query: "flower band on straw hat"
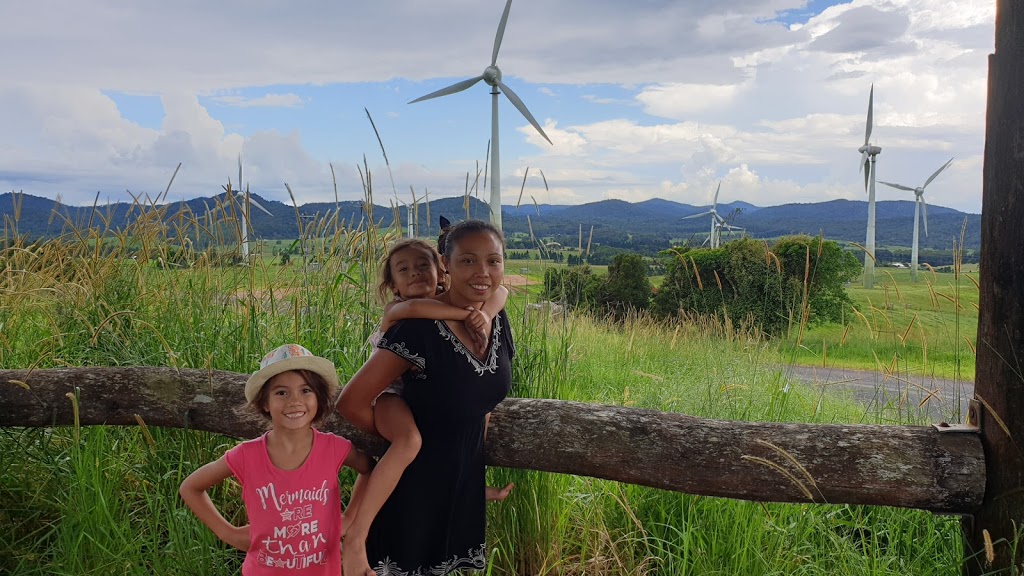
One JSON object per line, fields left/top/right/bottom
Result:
{"left": 245, "top": 344, "right": 339, "bottom": 403}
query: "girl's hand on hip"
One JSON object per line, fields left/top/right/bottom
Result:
{"left": 224, "top": 524, "right": 251, "bottom": 551}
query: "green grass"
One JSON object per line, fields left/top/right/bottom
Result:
{"left": 780, "top": 266, "right": 978, "bottom": 382}
{"left": 484, "top": 312, "right": 964, "bottom": 575}
{"left": 0, "top": 193, "right": 982, "bottom": 575}
{"left": 508, "top": 255, "right": 978, "bottom": 383}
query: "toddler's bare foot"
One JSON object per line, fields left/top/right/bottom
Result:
{"left": 486, "top": 482, "right": 514, "bottom": 502}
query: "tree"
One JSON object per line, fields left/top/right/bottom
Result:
{"left": 652, "top": 246, "right": 729, "bottom": 320}
{"left": 593, "top": 253, "right": 652, "bottom": 320}
{"left": 542, "top": 265, "right": 601, "bottom": 309}
{"left": 771, "top": 235, "right": 861, "bottom": 325}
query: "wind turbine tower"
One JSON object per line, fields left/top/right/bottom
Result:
{"left": 409, "top": 0, "right": 552, "bottom": 231}
{"left": 235, "top": 159, "right": 274, "bottom": 263}
{"left": 858, "top": 85, "right": 882, "bottom": 289}
{"left": 879, "top": 158, "right": 953, "bottom": 282}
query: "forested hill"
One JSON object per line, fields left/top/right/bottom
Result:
{"left": 502, "top": 198, "right": 979, "bottom": 252}
{"left": 1, "top": 192, "right": 980, "bottom": 253}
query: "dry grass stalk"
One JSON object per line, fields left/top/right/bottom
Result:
{"left": 740, "top": 455, "right": 815, "bottom": 501}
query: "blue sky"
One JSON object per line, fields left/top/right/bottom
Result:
{"left": 0, "top": 0, "right": 994, "bottom": 213}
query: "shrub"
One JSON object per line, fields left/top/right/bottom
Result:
{"left": 653, "top": 236, "right": 859, "bottom": 336}
{"left": 542, "top": 265, "right": 601, "bottom": 310}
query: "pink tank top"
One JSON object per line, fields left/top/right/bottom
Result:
{"left": 225, "top": 429, "right": 352, "bottom": 575}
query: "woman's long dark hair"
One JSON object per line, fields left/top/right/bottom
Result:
{"left": 437, "top": 218, "right": 504, "bottom": 259}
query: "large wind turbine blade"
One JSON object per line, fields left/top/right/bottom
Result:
{"left": 495, "top": 79, "right": 552, "bottom": 144}
{"left": 921, "top": 197, "right": 929, "bottom": 237}
{"left": 862, "top": 156, "right": 870, "bottom": 191}
{"left": 248, "top": 195, "right": 274, "bottom": 217}
{"left": 923, "top": 157, "right": 954, "bottom": 189}
{"left": 491, "top": 0, "right": 513, "bottom": 67}
{"left": 409, "top": 76, "right": 484, "bottom": 104}
{"left": 683, "top": 210, "right": 712, "bottom": 220}
{"left": 865, "top": 83, "right": 874, "bottom": 146}
{"left": 878, "top": 180, "right": 915, "bottom": 192}
{"left": 712, "top": 182, "right": 721, "bottom": 207}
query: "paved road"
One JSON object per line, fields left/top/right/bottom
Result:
{"left": 779, "top": 364, "right": 975, "bottom": 424}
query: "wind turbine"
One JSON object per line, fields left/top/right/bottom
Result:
{"left": 409, "top": 0, "right": 552, "bottom": 231}
{"left": 717, "top": 221, "right": 745, "bottom": 245}
{"left": 684, "top": 182, "right": 726, "bottom": 248}
{"left": 231, "top": 159, "right": 273, "bottom": 263}
{"left": 858, "top": 84, "right": 882, "bottom": 289}
{"left": 879, "top": 158, "right": 953, "bottom": 282}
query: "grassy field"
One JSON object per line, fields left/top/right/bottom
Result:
{"left": 780, "top": 265, "right": 978, "bottom": 383}
{"left": 506, "top": 256, "right": 978, "bottom": 388}
{"left": 0, "top": 201, "right": 983, "bottom": 575}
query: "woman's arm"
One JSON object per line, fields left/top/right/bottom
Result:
{"left": 179, "top": 457, "right": 250, "bottom": 550}
{"left": 341, "top": 447, "right": 376, "bottom": 532}
{"left": 336, "top": 349, "right": 413, "bottom": 436}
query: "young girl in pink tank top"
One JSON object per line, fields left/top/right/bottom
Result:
{"left": 180, "top": 344, "right": 374, "bottom": 575}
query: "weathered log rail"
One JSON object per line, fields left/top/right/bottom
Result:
{"left": 0, "top": 367, "right": 984, "bottom": 514}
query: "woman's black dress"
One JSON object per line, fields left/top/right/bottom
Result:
{"left": 367, "top": 310, "right": 514, "bottom": 575}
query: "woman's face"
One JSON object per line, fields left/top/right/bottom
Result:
{"left": 443, "top": 231, "right": 504, "bottom": 306}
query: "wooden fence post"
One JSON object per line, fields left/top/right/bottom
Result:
{"left": 966, "top": 1, "right": 1024, "bottom": 573}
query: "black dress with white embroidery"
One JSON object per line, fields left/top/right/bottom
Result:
{"left": 367, "top": 310, "right": 514, "bottom": 576}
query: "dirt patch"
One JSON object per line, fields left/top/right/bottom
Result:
{"left": 503, "top": 274, "right": 534, "bottom": 287}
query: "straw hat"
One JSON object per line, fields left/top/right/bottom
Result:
{"left": 245, "top": 344, "right": 339, "bottom": 403}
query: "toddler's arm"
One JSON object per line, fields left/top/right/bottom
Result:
{"left": 380, "top": 297, "right": 476, "bottom": 332}
{"left": 179, "top": 456, "right": 250, "bottom": 551}
{"left": 481, "top": 285, "right": 509, "bottom": 320}
{"left": 465, "top": 285, "right": 510, "bottom": 343}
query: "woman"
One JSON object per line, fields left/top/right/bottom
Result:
{"left": 337, "top": 219, "right": 514, "bottom": 576}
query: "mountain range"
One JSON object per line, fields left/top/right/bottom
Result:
{"left": 0, "top": 192, "right": 981, "bottom": 254}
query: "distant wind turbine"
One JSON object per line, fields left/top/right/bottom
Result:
{"left": 684, "top": 182, "right": 729, "bottom": 248}
{"left": 409, "top": 0, "right": 552, "bottom": 231}
{"left": 231, "top": 158, "right": 273, "bottom": 262}
{"left": 879, "top": 158, "right": 953, "bottom": 282}
{"left": 857, "top": 84, "right": 882, "bottom": 289}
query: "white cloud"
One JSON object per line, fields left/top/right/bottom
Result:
{"left": 636, "top": 81, "right": 754, "bottom": 118}
{"left": 211, "top": 93, "right": 305, "bottom": 108}
{"left": 0, "top": 0, "right": 996, "bottom": 214}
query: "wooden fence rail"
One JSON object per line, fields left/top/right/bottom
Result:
{"left": 1, "top": 367, "right": 984, "bottom": 514}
